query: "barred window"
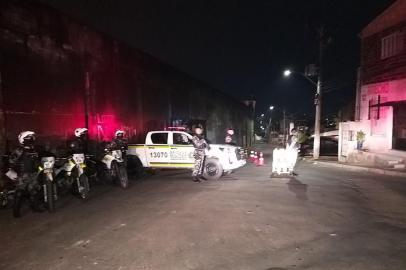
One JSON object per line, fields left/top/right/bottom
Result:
{"left": 381, "top": 31, "right": 404, "bottom": 59}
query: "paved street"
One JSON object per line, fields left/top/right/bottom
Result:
{"left": 1, "top": 148, "right": 406, "bottom": 270}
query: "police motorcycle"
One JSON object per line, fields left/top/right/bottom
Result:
{"left": 100, "top": 130, "right": 129, "bottom": 189}
{"left": 37, "top": 152, "right": 57, "bottom": 212}
{"left": 58, "top": 128, "right": 91, "bottom": 200}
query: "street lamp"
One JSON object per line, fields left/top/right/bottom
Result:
{"left": 283, "top": 68, "right": 322, "bottom": 159}
{"left": 283, "top": 69, "right": 292, "bottom": 77}
{"left": 266, "top": 105, "right": 275, "bottom": 141}
{"left": 267, "top": 105, "right": 288, "bottom": 145}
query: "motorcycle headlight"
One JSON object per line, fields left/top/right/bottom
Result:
{"left": 41, "top": 157, "right": 55, "bottom": 169}
{"left": 112, "top": 150, "right": 122, "bottom": 159}
{"left": 73, "top": 154, "right": 85, "bottom": 164}
{"left": 43, "top": 161, "right": 54, "bottom": 169}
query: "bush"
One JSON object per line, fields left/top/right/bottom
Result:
{"left": 356, "top": 131, "right": 365, "bottom": 142}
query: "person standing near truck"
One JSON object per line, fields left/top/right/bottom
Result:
{"left": 190, "top": 125, "right": 210, "bottom": 182}
{"left": 225, "top": 128, "right": 237, "bottom": 145}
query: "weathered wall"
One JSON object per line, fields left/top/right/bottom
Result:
{"left": 0, "top": 1, "right": 253, "bottom": 150}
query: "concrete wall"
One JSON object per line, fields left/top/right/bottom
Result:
{"left": 357, "top": 78, "right": 406, "bottom": 151}
{"left": 0, "top": 1, "right": 253, "bottom": 150}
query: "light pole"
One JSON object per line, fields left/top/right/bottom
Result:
{"left": 266, "top": 106, "right": 274, "bottom": 141}
{"left": 266, "top": 105, "right": 288, "bottom": 145}
{"left": 284, "top": 68, "right": 321, "bottom": 159}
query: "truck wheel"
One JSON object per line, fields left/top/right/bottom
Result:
{"left": 203, "top": 158, "right": 223, "bottom": 180}
{"left": 127, "top": 155, "right": 145, "bottom": 180}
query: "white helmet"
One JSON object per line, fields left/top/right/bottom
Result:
{"left": 18, "top": 131, "right": 36, "bottom": 145}
{"left": 74, "top": 128, "right": 88, "bottom": 138}
{"left": 115, "top": 130, "right": 125, "bottom": 138}
{"left": 227, "top": 129, "right": 235, "bottom": 136}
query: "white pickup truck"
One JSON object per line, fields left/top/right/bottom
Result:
{"left": 127, "top": 131, "right": 246, "bottom": 180}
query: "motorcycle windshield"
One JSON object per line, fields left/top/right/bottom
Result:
{"left": 72, "top": 154, "right": 85, "bottom": 164}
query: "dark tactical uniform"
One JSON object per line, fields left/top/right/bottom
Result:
{"left": 67, "top": 136, "right": 88, "bottom": 155}
{"left": 191, "top": 135, "right": 209, "bottom": 178}
{"left": 105, "top": 137, "right": 128, "bottom": 153}
{"left": 8, "top": 146, "right": 40, "bottom": 202}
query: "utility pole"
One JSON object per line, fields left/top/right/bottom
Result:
{"left": 313, "top": 27, "right": 325, "bottom": 160}
{"left": 283, "top": 108, "right": 286, "bottom": 145}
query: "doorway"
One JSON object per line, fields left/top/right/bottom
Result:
{"left": 392, "top": 104, "right": 406, "bottom": 151}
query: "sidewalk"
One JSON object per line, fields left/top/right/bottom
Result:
{"left": 249, "top": 142, "right": 406, "bottom": 177}
{"left": 302, "top": 156, "right": 406, "bottom": 177}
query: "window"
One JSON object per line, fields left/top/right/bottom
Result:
{"left": 381, "top": 31, "right": 404, "bottom": 59}
{"left": 173, "top": 133, "right": 191, "bottom": 145}
{"left": 150, "top": 133, "right": 168, "bottom": 144}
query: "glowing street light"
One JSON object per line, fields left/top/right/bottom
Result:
{"left": 269, "top": 106, "right": 275, "bottom": 111}
{"left": 283, "top": 69, "right": 292, "bottom": 77}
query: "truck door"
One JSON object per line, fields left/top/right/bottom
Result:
{"left": 146, "top": 132, "right": 171, "bottom": 166}
{"left": 169, "top": 132, "right": 195, "bottom": 166}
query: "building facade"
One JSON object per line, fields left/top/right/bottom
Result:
{"left": 0, "top": 1, "right": 254, "bottom": 152}
{"left": 340, "top": 0, "right": 406, "bottom": 162}
{"left": 356, "top": 0, "right": 406, "bottom": 152}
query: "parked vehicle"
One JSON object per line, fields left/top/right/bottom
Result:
{"left": 299, "top": 137, "right": 338, "bottom": 156}
{"left": 60, "top": 153, "right": 90, "bottom": 200}
{"left": 101, "top": 148, "right": 129, "bottom": 189}
{"left": 127, "top": 131, "right": 246, "bottom": 180}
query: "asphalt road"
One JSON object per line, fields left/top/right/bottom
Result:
{"left": 1, "top": 151, "right": 406, "bottom": 270}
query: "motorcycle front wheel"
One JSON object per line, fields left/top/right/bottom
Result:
{"left": 78, "top": 174, "right": 90, "bottom": 200}
{"left": 114, "top": 162, "right": 129, "bottom": 189}
{"left": 45, "top": 182, "right": 56, "bottom": 213}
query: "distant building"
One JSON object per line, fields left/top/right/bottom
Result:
{"left": 339, "top": 0, "right": 406, "bottom": 163}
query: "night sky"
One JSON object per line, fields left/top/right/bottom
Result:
{"left": 42, "top": 0, "right": 394, "bottom": 119}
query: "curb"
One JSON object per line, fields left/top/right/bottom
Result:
{"left": 305, "top": 160, "right": 406, "bottom": 177}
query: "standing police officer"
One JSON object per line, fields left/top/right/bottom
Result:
{"left": 225, "top": 128, "right": 236, "bottom": 145}
{"left": 190, "top": 125, "right": 210, "bottom": 182}
{"left": 8, "top": 131, "right": 43, "bottom": 215}
{"left": 108, "top": 130, "right": 128, "bottom": 153}
{"left": 67, "top": 128, "right": 89, "bottom": 155}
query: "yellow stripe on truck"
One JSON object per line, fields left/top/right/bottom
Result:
{"left": 149, "top": 162, "right": 194, "bottom": 167}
